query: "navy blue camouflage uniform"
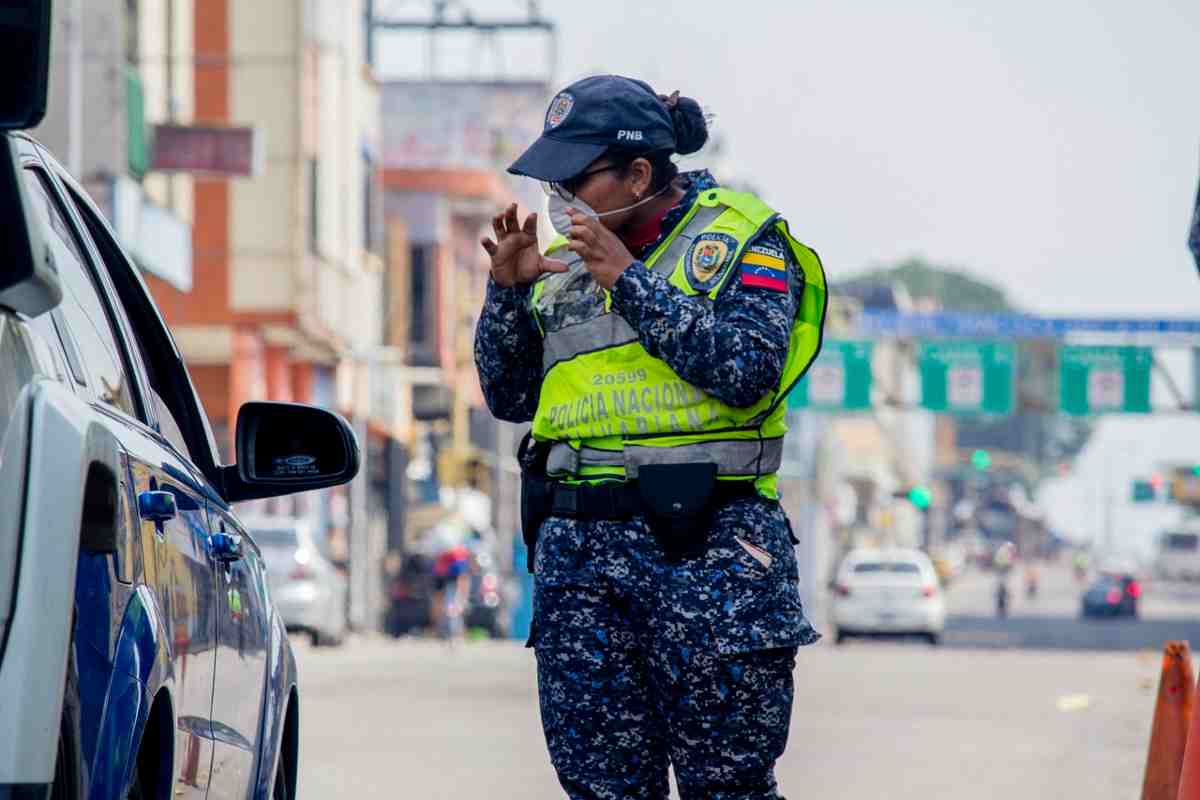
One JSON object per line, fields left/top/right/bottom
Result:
{"left": 475, "top": 171, "right": 818, "bottom": 799}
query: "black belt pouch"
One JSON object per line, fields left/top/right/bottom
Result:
{"left": 518, "top": 433, "right": 551, "bottom": 572}
{"left": 636, "top": 463, "right": 718, "bottom": 560}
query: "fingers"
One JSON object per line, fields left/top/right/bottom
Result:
{"left": 566, "top": 223, "right": 597, "bottom": 245}
{"left": 522, "top": 212, "right": 538, "bottom": 237}
{"left": 503, "top": 203, "right": 520, "bottom": 234}
{"left": 566, "top": 210, "right": 603, "bottom": 234}
{"left": 492, "top": 211, "right": 505, "bottom": 240}
{"left": 564, "top": 238, "right": 592, "bottom": 261}
{"left": 539, "top": 257, "right": 569, "bottom": 274}
{"left": 480, "top": 237, "right": 498, "bottom": 256}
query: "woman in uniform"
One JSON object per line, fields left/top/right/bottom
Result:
{"left": 474, "top": 74, "right": 827, "bottom": 800}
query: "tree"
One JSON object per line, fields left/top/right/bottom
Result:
{"left": 838, "top": 258, "right": 1014, "bottom": 312}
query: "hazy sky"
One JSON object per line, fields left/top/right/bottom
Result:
{"left": 391, "top": 0, "right": 1200, "bottom": 315}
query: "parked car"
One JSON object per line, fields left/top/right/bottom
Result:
{"left": 830, "top": 548, "right": 946, "bottom": 645}
{"left": 1081, "top": 572, "right": 1142, "bottom": 618}
{"left": 0, "top": 129, "right": 359, "bottom": 798}
{"left": 242, "top": 516, "right": 349, "bottom": 646}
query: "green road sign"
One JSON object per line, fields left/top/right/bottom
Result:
{"left": 1132, "top": 480, "right": 1156, "bottom": 503}
{"left": 1059, "top": 346, "right": 1152, "bottom": 415}
{"left": 789, "top": 340, "right": 873, "bottom": 411}
{"left": 918, "top": 341, "right": 1015, "bottom": 415}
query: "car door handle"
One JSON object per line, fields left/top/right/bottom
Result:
{"left": 209, "top": 531, "right": 243, "bottom": 563}
{"left": 138, "top": 490, "right": 177, "bottom": 523}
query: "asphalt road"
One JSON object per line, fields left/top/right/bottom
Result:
{"left": 294, "top": 601, "right": 1173, "bottom": 799}
{"left": 936, "top": 562, "right": 1200, "bottom": 651}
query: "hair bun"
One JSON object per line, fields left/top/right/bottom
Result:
{"left": 660, "top": 91, "right": 708, "bottom": 156}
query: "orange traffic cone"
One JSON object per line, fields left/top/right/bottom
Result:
{"left": 1142, "top": 641, "right": 1195, "bottom": 800}
{"left": 1178, "top": 666, "right": 1200, "bottom": 800}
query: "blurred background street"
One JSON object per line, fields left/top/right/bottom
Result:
{"left": 296, "top": 566, "right": 1171, "bottom": 800}
{"left": 27, "top": 0, "right": 1200, "bottom": 796}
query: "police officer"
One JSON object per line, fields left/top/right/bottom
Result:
{"left": 475, "top": 75, "right": 827, "bottom": 799}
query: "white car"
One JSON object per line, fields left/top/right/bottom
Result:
{"left": 242, "top": 516, "right": 349, "bottom": 646}
{"left": 830, "top": 548, "right": 946, "bottom": 645}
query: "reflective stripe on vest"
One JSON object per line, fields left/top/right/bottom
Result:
{"left": 528, "top": 186, "right": 828, "bottom": 496}
{"left": 539, "top": 204, "right": 726, "bottom": 374}
{"left": 547, "top": 437, "right": 784, "bottom": 479}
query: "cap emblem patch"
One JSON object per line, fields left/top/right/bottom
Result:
{"left": 546, "top": 92, "right": 575, "bottom": 129}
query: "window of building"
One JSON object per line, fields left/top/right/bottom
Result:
{"left": 363, "top": 152, "right": 381, "bottom": 257}
{"left": 409, "top": 243, "right": 432, "bottom": 361}
{"left": 308, "top": 157, "right": 320, "bottom": 255}
{"left": 22, "top": 170, "right": 139, "bottom": 418}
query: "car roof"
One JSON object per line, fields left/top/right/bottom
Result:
{"left": 843, "top": 548, "right": 931, "bottom": 564}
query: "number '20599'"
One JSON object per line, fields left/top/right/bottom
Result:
{"left": 592, "top": 369, "right": 648, "bottom": 386}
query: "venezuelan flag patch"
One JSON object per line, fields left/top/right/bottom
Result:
{"left": 739, "top": 245, "right": 789, "bottom": 292}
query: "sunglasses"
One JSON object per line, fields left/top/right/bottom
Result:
{"left": 540, "top": 162, "right": 622, "bottom": 202}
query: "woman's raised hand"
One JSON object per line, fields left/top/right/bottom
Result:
{"left": 481, "top": 203, "right": 568, "bottom": 287}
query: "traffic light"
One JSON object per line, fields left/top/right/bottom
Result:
{"left": 971, "top": 449, "right": 992, "bottom": 472}
{"left": 907, "top": 485, "right": 933, "bottom": 510}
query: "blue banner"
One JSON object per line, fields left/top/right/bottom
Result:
{"left": 856, "top": 312, "right": 1200, "bottom": 339}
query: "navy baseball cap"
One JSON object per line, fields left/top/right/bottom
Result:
{"left": 508, "top": 75, "right": 677, "bottom": 183}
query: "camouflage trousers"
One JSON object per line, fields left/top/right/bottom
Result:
{"left": 529, "top": 496, "right": 819, "bottom": 799}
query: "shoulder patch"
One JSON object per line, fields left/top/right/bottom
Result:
{"left": 739, "top": 240, "right": 789, "bottom": 293}
{"left": 746, "top": 242, "right": 787, "bottom": 261}
{"left": 684, "top": 232, "right": 739, "bottom": 291}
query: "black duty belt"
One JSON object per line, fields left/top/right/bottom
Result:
{"left": 547, "top": 478, "right": 759, "bottom": 521}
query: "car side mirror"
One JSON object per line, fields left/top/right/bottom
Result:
{"left": 0, "top": 1, "right": 51, "bottom": 131}
{"left": 0, "top": 135, "right": 59, "bottom": 316}
{"left": 220, "top": 402, "right": 360, "bottom": 503}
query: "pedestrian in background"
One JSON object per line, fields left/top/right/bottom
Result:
{"left": 474, "top": 74, "right": 827, "bottom": 798}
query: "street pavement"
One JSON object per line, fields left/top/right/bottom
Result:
{"left": 940, "top": 561, "right": 1200, "bottom": 651}
{"left": 294, "top": 563, "right": 1190, "bottom": 799}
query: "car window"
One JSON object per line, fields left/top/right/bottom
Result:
{"left": 1164, "top": 533, "right": 1199, "bottom": 551}
{"left": 852, "top": 562, "right": 922, "bottom": 574}
{"left": 21, "top": 169, "right": 138, "bottom": 418}
{"left": 59, "top": 179, "right": 217, "bottom": 468}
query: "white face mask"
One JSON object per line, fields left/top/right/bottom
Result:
{"left": 546, "top": 183, "right": 670, "bottom": 237}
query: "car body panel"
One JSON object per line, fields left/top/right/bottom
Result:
{"left": 0, "top": 381, "right": 95, "bottom": 787}
{"left": 208, "top": 504, "right": 271, "bottom": 798}
{"left": 1, "top": 134, "right": 305, "bottom": 800}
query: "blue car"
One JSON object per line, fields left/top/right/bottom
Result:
{"left": 0, "top": 125, "right": 358, "bottom": 800}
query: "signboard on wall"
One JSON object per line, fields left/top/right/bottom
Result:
{"left": 150, "top": 124, "right": 260, "bottom": 177}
